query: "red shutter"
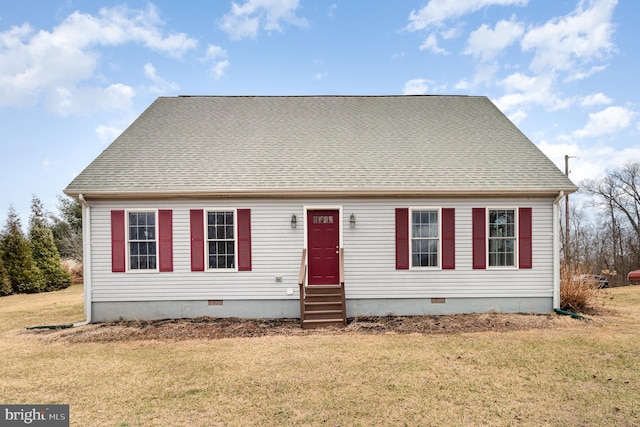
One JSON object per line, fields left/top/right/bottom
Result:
{"left": 519, "top": 207, "right": 533, "bottom": 269}
{"left": 158, "top": 210, "right": 173, "bottom": 272}
{"left": 472, "top": 208, "right": 486, "bottom": 270}
{"left": 111, "top": 210, "right": 126, "bottom": 273}
{"left": 441, "top": 208, "right": 455, "bottom": 270}
{"left": 395, "top": 208, "right": 409, "bottom": 270}
{"left": 237, "top": 209, "right": 252, "bottom": 271}
{"left": 190, "top": 209, "right": 205, "bottom": 272}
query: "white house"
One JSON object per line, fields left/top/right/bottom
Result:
{"left": 64, "top": 95, "right": 577, "bottom": 328}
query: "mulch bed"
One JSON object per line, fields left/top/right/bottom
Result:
{"left": 33, "top": 311, "right": 595, "bottom": 343}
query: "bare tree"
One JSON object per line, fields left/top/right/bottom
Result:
{"left": 51, "top": 196, "right": 83, "bottom": 262}
{"left": 582, "top": 162, "right": 640, "bottom": 285}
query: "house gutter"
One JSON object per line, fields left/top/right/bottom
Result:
{"left": 552, "top": 191, "right": 565, "bottom": 310}
{"left": 74, "top": 193, "right": 92, "bottom": 326}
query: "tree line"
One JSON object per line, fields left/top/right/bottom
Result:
{"left": 0, "top": 195, "right": 82, "bottom": 296}
{"left": 563, "top": 161, "right": 640, "bottom": 286}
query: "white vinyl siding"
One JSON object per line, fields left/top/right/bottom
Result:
{"left": 87, "top": 197, "right": 555, "bottom": 303}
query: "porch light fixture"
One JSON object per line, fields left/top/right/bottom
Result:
{"left": 291, "top": 214, "right": 297, "bottom": 229}
{"left": 350, "top": 213, "right": 356, "bottom": 228}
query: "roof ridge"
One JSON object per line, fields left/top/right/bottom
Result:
{"left": 172, "top": 94, "right": 480, "bottom": 99}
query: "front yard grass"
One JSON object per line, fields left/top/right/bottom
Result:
{"left": 1, "top": 285, "right": 639, "bottom": 426}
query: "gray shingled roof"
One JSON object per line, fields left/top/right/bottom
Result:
{"left": 64, "top": 95, "right": 577, "bottom": 198}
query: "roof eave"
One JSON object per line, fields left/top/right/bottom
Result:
{"left": 64, "top": 186, "right": 579, "bottom": 200}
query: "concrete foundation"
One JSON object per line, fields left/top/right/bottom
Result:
{"left": 91, "top": 296, "right": 552, "bottom": 322}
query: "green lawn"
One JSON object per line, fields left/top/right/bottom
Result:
{"left": 1, "top": 285, "right": 639, "bottom": 426}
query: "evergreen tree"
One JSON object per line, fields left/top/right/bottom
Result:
{"left": 0, "top": 256, "right": 11, "bottom": 296}
{"left": 29, "top": 196, "right": 71, "bottom": 291}
{"left": 0, "top": 206, "right": 44, "bottom": 293}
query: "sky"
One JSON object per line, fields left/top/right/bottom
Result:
{"left": 1, "top": 0, "right": 638, "bottom": 227}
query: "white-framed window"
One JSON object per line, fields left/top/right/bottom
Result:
{"left": 488, "top": 208, "right": 516, "bottom": 267}
{"left": 127, "top": 211, "right": 157, "bottom": 271}
{"left": 410, "top": 208, "right": 441, "bottom": 268}
{"left": 206, "top": 210, "right": 237, "bottom": 270}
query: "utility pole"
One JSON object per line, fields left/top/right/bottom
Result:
{"left": 564, "top": 155, "right": 573, "bottom": 264}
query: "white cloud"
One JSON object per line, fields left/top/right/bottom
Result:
{"left": 551, "top": 96, "right": 577, "bottom": 112}
{"left": 533, "top": 135, "right": 640, "bottom": 183}
{"left": 607, "top": 146, "right": 640, "bottom": 171}
{"left": 428, "top": 0, "right": 619, "bottom": 130}
{"left": 205, "top": 45, "right": 227, "bottom": 61}
{"left": 521, "top": 0, "right": 616, "bottom": 75}
{"left": 56, "top": 5, "right": 197, "bottom": 57}
{"left": 408, "top": 1, "right": 526, "bottom": 56}
{"left": 544, "top": 142, "right": 640, "bottom": 183}
{"left": 454, "top": 79, "right": 470, "bottom": 90}
{"left": 96, "top": 125, "right": 123, "bottom": 143}
{"left": 470, "top": 62, "right": 499, "bottom": 87}
{"left": 44, "top": 83, "right": 134, "bottom": 116}
{"left": 493, "top": 71, "right": 578, "bottom": 114}
{"left": 440, "top": 25, "right": 463, "bottom": 40}
{"left": 144, "top": 63, "right": 179, "bottom": 94}
{"left": 144, "top": 63, "right": 159, "bottom": 81}
{"left": 564, "top": 64, "right": 607, "bottom": 82}
{"left": 407, "top": 0, "right": 527, "bottom": 31}
{"left": 493, "top": 72, "right": 553, "bottom": 111}
{"left": 42, "top": 158, "right": 58, "bottom": 172}
{"left": 419, "top": 33, "right": 448, "bottom": 54}
{"left": 212, "top": 60, "right": 230, "bottom": 79}
{"left": 507, "top": 109, "right": 527, "bottom": 124}
{"left": 536, "top": 139, "right": 579, "bottom": 172}
{"left": 403, "top": 78, "right": 432, "bottom": 95}
{"left": 219, "top": 0, "right": 308, "bottom": 40}
{"left": 573, "top": 106, "right": 634, "bottom": 138}
{"left": 464, "top": 18, "right": 524, "bottom": 62}
{"left": 500, "top": 71, "right": 534, "bottom": 93}
{"left": 329, "top": 4, "right": 337, "bottom": 19}
{"left": 581, "top": 92, "right": 612, "bottom": 107}
{"left": 204, "top": 45, "right": 230, "bottom": 80}
{"left": 0, "top": 5, "right": 196, "bottom": 111}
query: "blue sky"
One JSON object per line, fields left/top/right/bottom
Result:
{"left": 1, "top": 0, "right": 638, "bottom": 226}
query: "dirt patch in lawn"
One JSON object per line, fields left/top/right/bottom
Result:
{"left": 32, "top": 310, "right": 607, "bottom": 343}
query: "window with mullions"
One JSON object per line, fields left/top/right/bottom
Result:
{"left": 488, "top": 209, "right": 516, "bottom": 267}
{"left": 207, "top": 211, "right": 235, "bottom": 269}
{"left": 128, "top": 211, "right": 157, "bottom": 270}
{"left": 411, "top": 209, "right": 439, "bottom": 268}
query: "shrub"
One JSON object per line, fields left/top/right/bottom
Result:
{"left": 29, "top": 196, "right": 72, "bottom": 291}
{"left": 61, "top": 259, "right": 83, "bottom": 284}
{"left": 560, "top": 264, "right": 600, "bottom": 312}
{"left": 1, "top": 206, "right": 44, "bottom": 294}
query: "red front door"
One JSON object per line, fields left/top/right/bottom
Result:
{"left": 307, "top": 210, "right": 340, "bottom": 285}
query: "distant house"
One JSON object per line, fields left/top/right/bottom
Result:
{"left": 65, "top": 95, "right": 577, "bottom": 328}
